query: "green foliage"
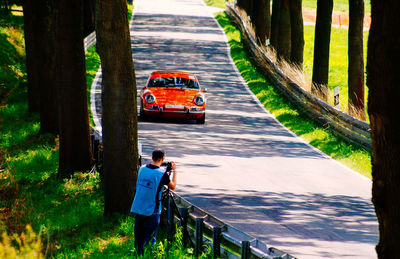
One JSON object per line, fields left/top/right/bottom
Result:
{"left": 215, "top": 11, "right": 372, "bottom": 178}
{"left": 0, "top": 225, "right": 43, "bottom": 259}
{"left": 0, "top": 3, "right": 197, "bottom": 258}
{"left": 0, "top": 11, "right": 25, "bottom": 98}
{"left": 85, "top": 45, "right": 101, "bottom": 126}
{"left": 204, "top": 0, "right": 225, "bottom": 9}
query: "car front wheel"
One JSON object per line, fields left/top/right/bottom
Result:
{"left": 140, "top": 104, "right": 147, "bottom": 121}
{"left": 196, "top": 114, "right": 205, "bottom": 124}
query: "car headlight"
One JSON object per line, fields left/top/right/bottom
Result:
{"left": 145, "top": 94, "right": 156, "bottom": 104}
{"left": 194, "top": 96, "right": 204, "bottom": 106}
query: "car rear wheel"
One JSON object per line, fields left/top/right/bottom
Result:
{"left": 196, "top": 114, "right": 205, "bottom": 124}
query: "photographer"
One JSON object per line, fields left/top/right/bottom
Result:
{"left": 130, "top": 148, "right": 177, "bottom": 255}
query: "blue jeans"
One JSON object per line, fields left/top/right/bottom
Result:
{"left": 134, "top": 213, "right": 160, "bottom": 255}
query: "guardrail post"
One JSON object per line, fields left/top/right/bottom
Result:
{"left": 167, "top": 197, "right": 174, "bottom": 242}
{"left": 212, "top": 226, "right": 221, "bottom": 258}
{"left": 93, "top": 138, "right": 99, "bottom": 165}
{"left": 90, "top": 134, "right": 95, "bottom": 155}
{"left": 241, "top": 240, "right": 250, "bottom": 259}
{"left": 195, "top": 217, "right": 204, "bottom": 257}
{"left": 97, "top": 144, "right": 103, "bottom": 180}
{"left": 179, "top": 207, "right": 189, "bottom": 247}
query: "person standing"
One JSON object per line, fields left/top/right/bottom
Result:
{"left": 130, "top": 148, "right": 177, "bottom": 255}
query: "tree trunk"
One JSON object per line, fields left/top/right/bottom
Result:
{"left": 254, "top": 0, "right": 270, "bottom": 46}
{"left": 236, "top": 0, "right": 246, "bottom": 10}
{"left": 270, "top": 0, "right": 281, "bottom": 49}
{"left": 96, "top": 0, "right": 139, "bottom": 216}
{"left": 23, "top": 0, "right": 40, "bottom": 113}
{"left": 38, "top": 0, "right": 58, "bottom": 133}
{"left": 348, "top": 0, "right": 365, "bottom": 120}
{"left": 55, "top": 0, "right": 93, "bottom": 177}
{"left": 367, "top": 0, "right": 400, "bottom": 258}
{"left": 311, "top": 0, "right": 333, "bottom": 101}
{"left": 237, "top": 0, "right": 253, "bottom": 18}
{"left": 277, "top": 0, "right": 291, "bottom": 61}
{"left": 265, "top": 0, "right": 271, "bottom": 41}
{"left": 23, "top": 0, "right": 58, "bottom": 132}
{"left": 83, "top": 0, "right": 95, "bottom": 37}
{"left": 289, "top": 0, "right": 304, "bottom": 69}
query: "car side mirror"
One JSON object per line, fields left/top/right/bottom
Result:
{"left": 202, "top": 88, "right": 207, "bottom": 93}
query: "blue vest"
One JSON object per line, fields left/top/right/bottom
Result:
{"left": 130, "top": 165, "right": 165, "bottom": 216}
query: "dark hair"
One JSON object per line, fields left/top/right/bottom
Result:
{"left": 152, "top": 148, "right": 165, "bottom": 161}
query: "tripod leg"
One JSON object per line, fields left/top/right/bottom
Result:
{"left": 169, "top": 193, "right": 195, "bottom": 248}
{"left": 166, "top": 195, "right": 173, "bottom": 255}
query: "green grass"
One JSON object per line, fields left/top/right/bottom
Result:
{"left": 204, "top": 0, "right": 226, "bottom": 9}
{"left": 203, "top": 0, "right": 371, "bottom": 14}
{"left": 204, "top": 0, "right": 370, "bottom": 116}
{"left": 1, "top": 3, "right": 205, "bottom": 258}
{"left": 303, "top": 25, "right": 369, "bottom": 113}
{"left": 215, "top": 11, "right": 371, "bottom": 178}
{"left": 0, "top": 12, "right": 25, "bottom": 98}
{"left": 303, "top": 0, "right": 371, "bottom": 13}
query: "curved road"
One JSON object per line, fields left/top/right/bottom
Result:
{"left": 92, "top": 0, "right": 378, "bottom": 257}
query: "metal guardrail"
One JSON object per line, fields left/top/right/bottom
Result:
{"left": 84, "top": 31, "right": 96, "bottom": 52}
{"left": 167, "top": 191, "right": 296, "bottom": 259}
{"left": 225, "top": 3, "right": 372, "bottom": 151}
{"left": 86, "top": 16, "right": 295, "bottom": 259}
{"left": 90, "top": 126, "right": 294, "bottom": 258}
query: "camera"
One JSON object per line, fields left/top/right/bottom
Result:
{"left": 161, "top": 162, "right": 172, "bottom": 173}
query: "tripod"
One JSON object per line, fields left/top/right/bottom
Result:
{"left": 162, "top": 187, "right": 194, "bottom": 253}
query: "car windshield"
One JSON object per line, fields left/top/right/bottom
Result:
{"left": 148, "top": 76, "right": 199, "bottom": 89}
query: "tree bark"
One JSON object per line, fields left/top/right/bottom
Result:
{"left": 55, "top": 0, "right": 93, "bottom": 177}
{"left": 367, "top": 0, "right": 400, "bottom": 258}
{"left": 38, "top": 0, "right": 58, "bottom": 133}
{"left": 270, "top": 0, "right": 281, "bottom": 49}
{"left": 277, "top": 0, "right": 291, "bottom": 61}
{"left": 237, "top": 0, "right": 253, "bottom": 18}
{"left": 236, "top": 0, "right": 246, "bottom": 10}
{"left": 311, "top": 0, "right": 333, "bottom": 101}
{"left": 253, "top": 0, "right": 270, "bottom": 46}
{"left": 23, "top": 0, "right": 40, "bottom": 113}
{"left": 96, "top": 0, "right": 139, "bottom": 216}
{"left": 23, "top": 0, "right": 58, "bottom": 131}
{"left": 348, "top": 0, "right": 365, "bottom": 120}
{"left": 83, "top": 0, "right": 95, "bottom": 37}
{"left": 289, "top": 0, "right": 304, "bottom": 69}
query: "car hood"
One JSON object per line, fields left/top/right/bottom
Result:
{"left": 147, "top": 88, "right": 202, "bottom": 105}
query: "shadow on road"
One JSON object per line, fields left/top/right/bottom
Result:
{"left": 178, "top": 186, "right": 378, "bottom": 250}
{"left": 132, "top": 13, "right": 327, "bottom": 161}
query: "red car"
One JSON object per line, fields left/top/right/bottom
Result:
{"left": 140, "top": 71, "right": 207, "bottom": 124}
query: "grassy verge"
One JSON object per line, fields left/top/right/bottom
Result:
{"left": 207, "top": 0, "right": 370, "bottom": 117}
{"left": 215, "top": 11, "right": 371, "bottom": 178}
{"left": 1, "top": 3, "right": 203, "bottom": 258}
{"left": 303, "top": 25, "right": 369, "bottom": 113}
{"left": 303, "top": 0, "right": 371, "bottom": 13}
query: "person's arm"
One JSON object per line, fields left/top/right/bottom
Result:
{"left": 167, "top": 161, "right": 177, "bottom": 190}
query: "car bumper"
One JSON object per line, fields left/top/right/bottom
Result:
{"left": 143, "top": 107, "right": 205, "bottom": 119}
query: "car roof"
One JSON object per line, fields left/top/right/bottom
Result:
{"left": 150, "top": 71, "right": 198, "bottom": 80}
{"left": 151, "top": 70, "right": 195, "bottom": 76}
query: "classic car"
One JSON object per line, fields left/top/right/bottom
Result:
{"left": 140, "top": 71, "right": 207, "bottom": 124}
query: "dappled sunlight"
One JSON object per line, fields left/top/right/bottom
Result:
{"left": 90, "top": 0, "right": 377, "bottom": 258}
{"left": 178, "top": 187, "right": 378, "bottom": 258}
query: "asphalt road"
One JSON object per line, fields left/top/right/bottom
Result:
{"left": 92, "top": 0, "right": 378, "bottom": 257}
